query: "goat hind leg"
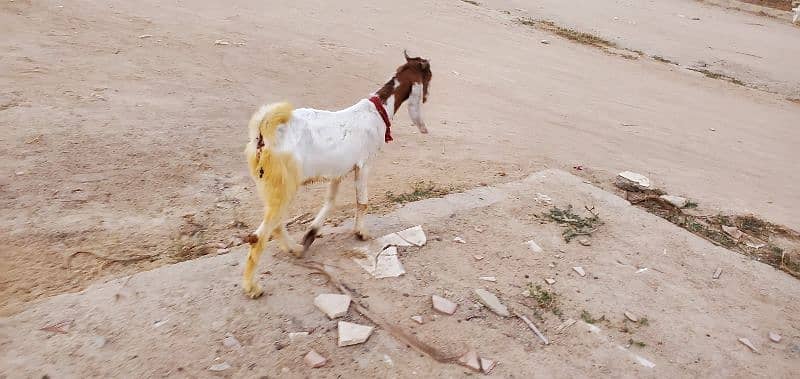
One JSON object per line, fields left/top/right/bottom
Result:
{"left": 242, "top": 220, "right": 271, "bottom": 299}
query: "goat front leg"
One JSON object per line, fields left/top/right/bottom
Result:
{"left": 302, "top": 178, "right": 341, "bottom": 251}
{"left": 354, "top": 165, "right": 370, "bottom": 240}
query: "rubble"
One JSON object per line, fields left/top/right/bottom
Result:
{"left": 624, "top": 311, "right": 639, "bottom": 323}
{"left": 411, "top": 315, "right": 424, "bottom": 324}
{"left": 458, "top": 350, "right": 481, "bottom": 371}
{"left": 474, "top": 289, "right": 510, "bottom": 317}
{"left": 480, "top": 357, "right": 497, "bottom": 374}
{"left": 376, "top": 225, "right": 427, "bottom": 248}
{"left": 304, "top": 350, "right": 327, "bottom": 368}
{"left": 453, "top": 236, "right": 466, "bottom": 244}
{"left": 353, "top": 226, "right": 427, "bottom": 278}
{"left": 659, "top": 195, "right": 688, "bottom": 208}
{"left": 208, "top": 362, "right": 231, "bottom": 372}
{"left": 432, "top": 295, "right": 458, "bottom": 315}
{"left": 314, "top": 294, "right": 352, "bottom": 319}
{"left": 337, "top": 321, "right": 374, "bottom": 347}
{"left": 722, "top": 225, "right": 743, "bottom": 240}
{"left": 738, "top": 337, "right": 759, "bottom": 353}
{"left": 573, "top": 266, "right": 586, "bottom": 277}
{"left": 615, "top": 171, "right": 651, "bottom": 191}
{"left": 545, "top": 278, "right": 556, "bottom": 285}
{"left": 222, "top": 333, "right": 241, "bottom": 349}
{"left": 526, "top": 240, "right": 544, "bottom": 253}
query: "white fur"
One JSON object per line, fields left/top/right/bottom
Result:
{"left": 408, "top": 83, "right": 426, "bottom": 131}
{"left": 272, "top": 99, "right": 389, "bottom": 181}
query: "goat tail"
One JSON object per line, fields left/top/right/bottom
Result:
{"left": 247, "top": 102, "right": 293, "bottom": 145}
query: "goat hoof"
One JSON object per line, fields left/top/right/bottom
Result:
{"left": 355, "top": 230, "right": 371, "bottom": 241}
{"left": 289, "top": 243, "right": 305, "bottom": 258}
{"left": 243, "top": 283, "right": 264, "bottom": 299}
{"left": 302, "top": 228, "right": 318, "bottom": 251}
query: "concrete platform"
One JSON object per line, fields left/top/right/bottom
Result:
{"left": 2, "top": 170, "right": 798, "bottom": 378}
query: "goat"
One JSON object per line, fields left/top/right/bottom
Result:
{"left": 241, "top": 51, "right": 432, "bottom": 298}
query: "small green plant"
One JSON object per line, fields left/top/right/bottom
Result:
{"left": 638, "top": 317, "right": 649, "bottom": 326}
{"left": 385, "top": 181, "right": 456, "bottom": 204}
{"left": 516, "top": 18, "right": 616, "bottom": 49}
{"left": 581, "top": 310, "right": 603, "bottom": 324}
{"left": 526, "top": 283, "right": 560, "bottom": 314}
{"left": 546, "top": 205, "right": 603, "bottom": 242}
{"left": 683, "top": 200, "right": 698, "bottom": 209}
{"left": 628, "top": 338, "right": 646, "bottom": 348}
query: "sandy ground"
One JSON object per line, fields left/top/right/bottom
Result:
{"left": 2, "top": 170, "right": 798, "bottom": 378}
{"left": 0, "top": 0, "right": 798, "bottom": 348}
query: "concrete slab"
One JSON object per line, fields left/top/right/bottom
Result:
{"left": 2, "top": 170, "right": 798, "bottom": 378}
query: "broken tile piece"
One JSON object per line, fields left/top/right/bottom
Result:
{"left": 411, "top": 315, "right": 423, "bottom": 324}
{"left": 722, "top": 225, "right": 743, "bottom": 240}
{"left": 432, "top": 295, "right": 458, "bottom": 315}
{"left": 337, "top": 322, "right": 374, "bottom": 347}
{"left": 453, "top": 236, "right": 466, "bottom": 244}
{"left": 738, "top": 337, "right": 759, "bottom": 353}
{"left": 480, "top": 357, "right": 496, "bottom": 374}
{"left": 624, "top": 311, "right": 639, "bottom": 323}
{"left": 304, "top": 350, "right": 327, "bottom": 368}
{"left": 769, "top": 331, "right": 781, "bottom": 343}
{"left": 525, "top": 240, "right": 543, "bottom": 253}
{"left": 479, "top": 276, "right": 497, "bottom": 282}
{"left": 458, "top": 350, "right": 481, "bottom": 371}
{"left": 474, "top": 288, "right": 509, "bottom": 317}
{"left": 208, "top": 362, "right": 231, "bottom": 372}
{"left": 712, "top": 267, "right": 723, "bottom": 279}
{"left": 352, "top": 246, "right": 406, "bottom": 278}
{"left": 544, "top": 278, "right": 556, "bottom": 285}
{"left": 314, "top": 294, "right": 351, "bottom": 319}
{"left": 573, "top": 266, "right": 586, "bottom": 277}
{"left": 377, "top": 225, "right": 427, "bottom": 248}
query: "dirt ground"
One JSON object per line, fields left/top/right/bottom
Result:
{"left": 2, "top": 170, "right": 799, "bottom": 378}
{"left": 1, "top": 0, "right": 798, "bottom": 359}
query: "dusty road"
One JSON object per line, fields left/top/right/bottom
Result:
{"left": 1, "top": 0, "right": 798, "bottom": 327}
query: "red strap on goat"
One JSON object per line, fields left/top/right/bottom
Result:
{"left": 369, "top": 96, "right": 392, "bottom": 143}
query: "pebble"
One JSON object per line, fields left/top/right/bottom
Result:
{"left": 289, "top": 332, "right": 309, "bottom": 342}
{"left": 432, "top": 295, "right": 458, "bottom": 315}
{"left": 208, "top": 362, "right": 231, "bottom": 372}
{"left": 304, "top": 350, "right": 327, "bottom": 368}
{"left": 223, "top": 333, "right": 241, "bottom": 349}
{"left": 540, "top": 39, "right": 550, "bottom": 44}
{"left": 624, "top": 311, "right": 639, "bottom": 323}
{"left": 615, "top": 171, "right": 651, "bottom": 191}
{"left": 480, "top": 357, "right": 497, "bottom": 374}
{"left": 738, "top": 337, "right": 759, "bottom": 353}
{"left": 712, "top": 267, "right": 723, "bottom": 279}
{"left": 578, "top": 238, "right": 591, "bottom": 246}
{"left": 769, "top": 331, "right": 781, "bottom": 343}
{"left": 479, "top": 276, "right": 497, "bottom": 282}
{"left": 453, "top": 236, "right": 466, "bottom": 244}
{"left": 526, "top": 240, "right": 544, "bottom": 253}
{"left": 545, "top": 278, "right": 556, "bottom": 285}
{"left": 474, "top": 288, "right": 510, "bottom": 317}
{"left": 411, "top": 315, "right": 424, "bottom": 324}
{"left": 659, "top": 195, "right": 688, "bottom": 208}
{"left": 458, "top": 350, "right": 481, "bottom": 371}
{"left": 473, "top": 255, "right": 484, "bottom": 261}
{"left": 573, "top": 266, "right": 586, "bottom": 277}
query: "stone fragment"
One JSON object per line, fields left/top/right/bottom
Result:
{"left": 314, "top": 294, "right": 351, "bottom": 319}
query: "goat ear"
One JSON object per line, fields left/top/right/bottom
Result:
{"left": 420, "top": 61, "right": 429, "bottom": 70}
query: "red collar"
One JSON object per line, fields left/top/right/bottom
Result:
{"left": 369, "top": 96, "right": 392, "bottom": 143}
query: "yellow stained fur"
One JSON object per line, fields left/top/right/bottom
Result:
{"left": 242, "top": 102, "right": 302, "bottom": 298}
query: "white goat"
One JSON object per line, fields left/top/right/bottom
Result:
{"left": 241, "top": 51, "right": 432, "bottom": 298}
